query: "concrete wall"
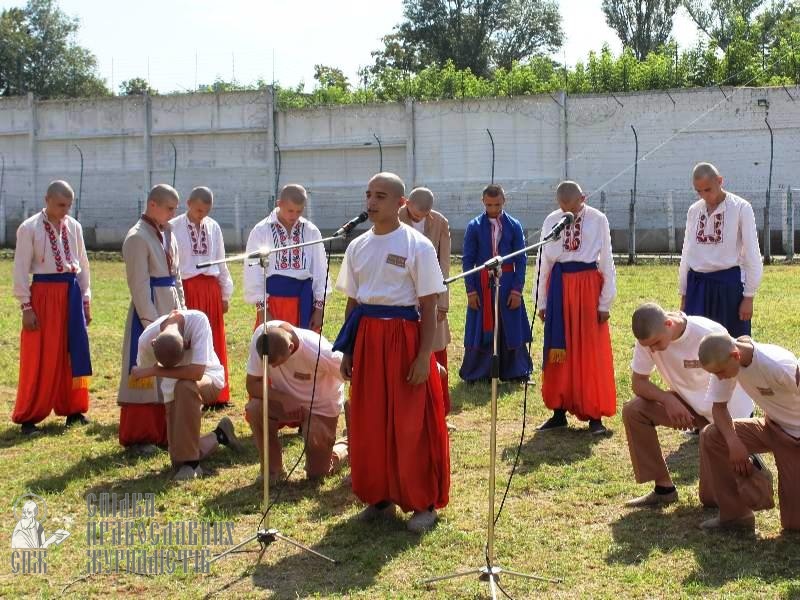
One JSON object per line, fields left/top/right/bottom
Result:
{"left": 1, "top": 86, "right": 799, "bottom": 253}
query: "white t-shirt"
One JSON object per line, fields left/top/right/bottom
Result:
{"left": 335, "top": 223, "right": 446, "bottom": 306}
{"left": 137, "top": 309, "right": 225, "bottom": 403}
{"left": 246, "top": 321, "right": 344, "bottom": 418}
{"left": 411, "top": 219, "right": 425, "bottom": 234}
{"left": 536, "top": 205, "right": 617, "bottom": 312}
{"left": 709, "top": 341, "right": 800, "bottom": 437}
{"left": 678, "top": 192, "right": 762, "bottom": 296}
{"left": 631, "top": 315, "right": 753, "bottom": 420}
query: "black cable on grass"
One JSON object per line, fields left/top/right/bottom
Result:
{"left": 256, "top": 240, "right": 334, "bottom": 530}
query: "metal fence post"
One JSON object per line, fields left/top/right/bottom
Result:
{"left": 600, "top": 190, "right": 607, "bottom": 214}
{"left": 788, "top": 187, "right": 795, "bottom": 262}
{"left": 628, "top": 189, "right": 636, "bottom": 265}
{"left": 667, "top": 190, "right": 675, "bottom": 255}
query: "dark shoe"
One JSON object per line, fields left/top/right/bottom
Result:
{"left": 65, "top": 413, "right": 89, "bottom": 427}
{"left": 700, "top": 513, "right": 755, "bottom": 531}
{"left": 589, "top": 419, "right": 609, "bottom": 435}
{"left": 356, "top": 503, "right": 397, "bottom": 522}
{"left": 625, "top": 489, "right": 678, "bottom": 508}
{"left": 537, "top": 412, "right": 568, "bottom": 431}
{"left": 215, "top": 417, "right": 242, "bottom": 451}
{"left": 21, "top": 422, "right": 42, "bottom": 437}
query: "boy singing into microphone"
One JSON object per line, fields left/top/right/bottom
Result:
{"left": 536, "top": 181, "right": 617, "bottom": 434}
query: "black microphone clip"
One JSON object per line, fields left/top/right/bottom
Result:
{"left": 334, "top": 211, "right": 369, "bottom": 238}
{"left": 544, "top": 212, "right": 575, "bottom": 241}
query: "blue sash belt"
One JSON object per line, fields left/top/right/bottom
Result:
{"left": 33, "top": 273, "right": 92, "bottom": 377}
{"left": 267, "top": 274, "right": 313, "bottom": 330}
{"left": 543, "top": 261, "right": 597, "bottom": 367}
{"left": 128, "top": 276, "right": 176, "bottom": 373}
{"left": 332, "top": 304, "right": 418, "bottom": 356}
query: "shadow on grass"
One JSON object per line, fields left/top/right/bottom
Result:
{"left": 248, "top": 516, "right": 423, "bottom": 598}
{"left": 25, "top": 446, "right": 164, "bottom": 493}
{"left": 664, "top": 435, "right": 702, "bottom": 487}
{"left": 507, "top": 426, "right": 610, "bottom": 473}
{"left": 607, "top": 506, "right": 800, "bottom": 588}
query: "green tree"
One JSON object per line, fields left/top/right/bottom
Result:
{"left": 602, "top": 0, "right": 681, "bottom": 60}
{"left": 313, "top": 65, "right": 350, "bottom": 91}
{"left": 0, "top": 0, "right": 108, "bottom": 98}
{"left": 682, "top": 0, "right": 785, "bottom": 51}
{"left": 119, "top": 77, "right": 157, "bottom": 96}
{"left": 372, "top": 0, "right": 563, "bottom": 78}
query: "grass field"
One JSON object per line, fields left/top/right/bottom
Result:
{"left": 1, "top": 257, "right": 800, "bottom": 599}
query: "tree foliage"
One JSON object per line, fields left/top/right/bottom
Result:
{"left": 602, "top": 0, "right": 682, "bottom": 60}
{"left": 682, "top": 0, "right": 787, "bottom": 50}
{"left": 119, "top": 77, "right": 157, "bottom": 96}
{"left": 371, "top": 0, "right": 563, "bottom": 78}
{"left": 0, "top": 0, "right": 107, "bottom": 98}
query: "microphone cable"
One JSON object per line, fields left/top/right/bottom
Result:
{"left": 254, "top": 235, "right": 335, "bottom": 531}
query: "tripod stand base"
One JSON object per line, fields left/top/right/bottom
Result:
{"left": 208, "top": 528, "right": 336, "bottom": 565}
{"left": 422, "top": 564, "right": 561, "bottom": 599}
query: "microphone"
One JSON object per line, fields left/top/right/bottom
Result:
{"left": 544, "top": 212, "right": 575, "bottom": 241}
{"left": 333, "top": 211, "right": 368, "bottom": 237}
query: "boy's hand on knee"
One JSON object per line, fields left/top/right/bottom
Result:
{"left": 728, "top": 437, "right": 753, "bottom": 476}
{"left": 598, "top": 310, "right": 610, "bottom": 324}
{"left": 663, "top": 395, "right": 694, "bottom": 430}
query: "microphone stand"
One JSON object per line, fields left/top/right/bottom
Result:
{"left": 422, "top": 232, "right": 564, "bottom": 599}
{"left": 197, "top": 230, "right": 355, "bottom": 567}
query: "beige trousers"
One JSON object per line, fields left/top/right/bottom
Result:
{"left": 245, "top": 388, "right": 345, "bottom": 480}
{"left": 166, "top": 376, "right": 220, "bottom": 464}
{"left": 622, "top": 394, "right": 716, "bottom": 506}
{"left": 701, "top": 418, "right": 800, "bottom": 530}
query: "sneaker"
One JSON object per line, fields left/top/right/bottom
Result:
{"left": 356, "top": 503, "right": 397, "bottom": 522}
{"left": 215, "top": 417, "right": 242, "bottom": 451}
{"left": 193, "top": 466, "right": 206, "bottom": 478}
{"left": 699, "top": 513, "right": 755, "bottom": 531}
{"left": 446, "top": 420, "right": 458, "bottom": 432}
{"left": 589, "top": 419, "right": 609, "bottom": 435}
{"left": 21, "top": 422, "right": 42, "bottom": 437}
{"left": 173, "top": 465, "right": 197, "bottom": 481}
{"left": 65, "top": 413, "right": 89, "bottom": 427}
{"left": 128, "top": 443, "right": 160, "bottom": 456}
{"left": 682, "top": 428, "right": 701, "bottom": 437}
{"left": 407, "top": 509, "right": 438, "bottom": 533}
{"left": 625, "top": 489, "right": 678, "bottom": 508}
{"left": 537, "top": 413, "right": 568, "bottom": 431}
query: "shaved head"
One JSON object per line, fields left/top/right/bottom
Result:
{"left": 46, "top": 180, "right": 75, "bottom": 200}
{"left": 188, "top": 186, "right": 213, "bottom": 204}
{"left": 369, "top": 172, "right": 405, "bottom": 199}
{"left": 408, "top": 187, "right": 434, "bottom": 211}
{"left": 631, "top": 303, "right": 668, "bottom": 340}
{"left": 698, "top": 332, "right": 736, "bottom": 368}
{"left": 264, "top": 327, "right": 293, "bottom": 365}
{"left": 279, "top": 184, "right": 308, "bottom": 206}
{"left": 148, "top": 184, "right": 180, "bottom": 206}
{"left": 153, "top": 330, "right": 185, "bottom": 368}
{"left": 556, "top": 180, "right": 583, "bottom": 200}
{"left": 692, "top": 162, "right": 721, "bottom": 181}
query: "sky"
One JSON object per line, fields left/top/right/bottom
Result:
{"left": 0, "top": 0, "right": 704, "bottom": 94}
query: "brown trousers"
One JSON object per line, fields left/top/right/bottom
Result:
{"left": 166, "top": 376, "right": 220, "bottom": 464}
{"left": 622, "top": 394, "right": 716, "bottom": 506}
{"left": 245, "top": 389, "right": 345, "bottom": 480}
{"left": 701, "top": 418, "right": 800, "bottom": 530}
